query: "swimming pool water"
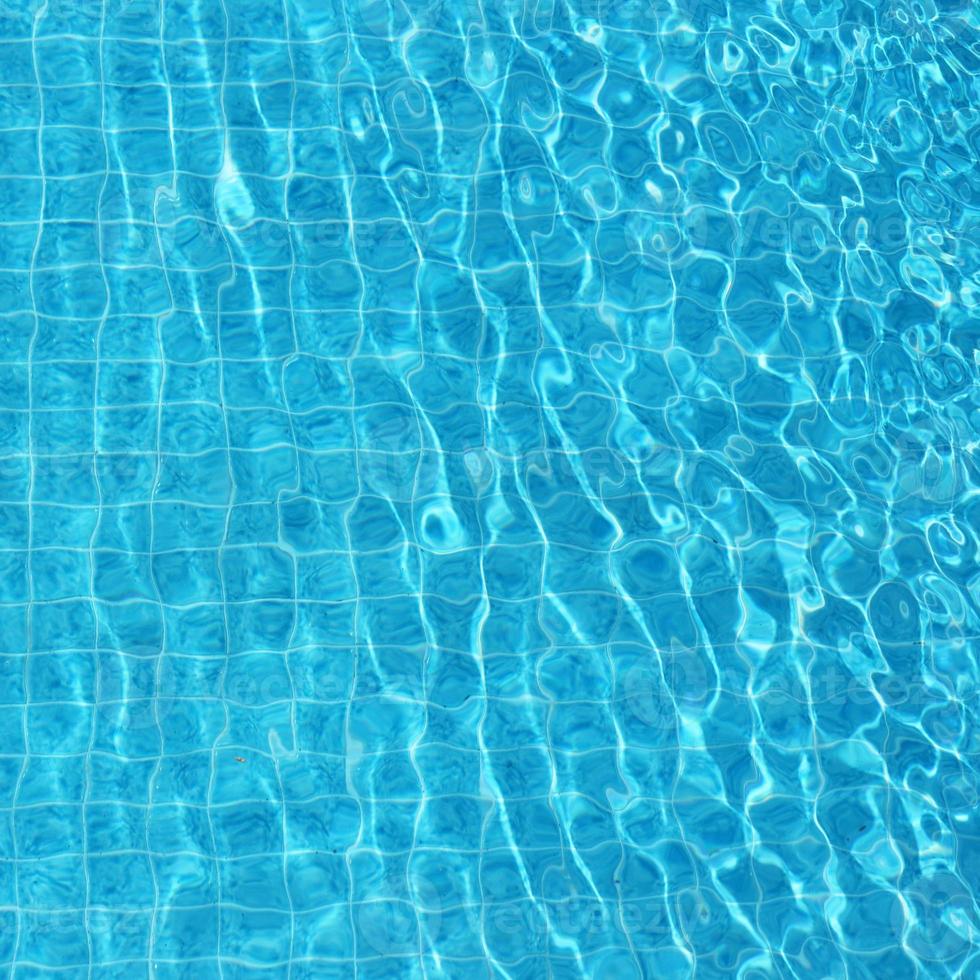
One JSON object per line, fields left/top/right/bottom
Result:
{"left": 1, "top": 0, "right": 978, "bottom": 976}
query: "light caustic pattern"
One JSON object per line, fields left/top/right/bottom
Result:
{"left": 0, "top": 0, "right": 978, "bottom": 976}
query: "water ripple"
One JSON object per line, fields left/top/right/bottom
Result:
{"left": 1, "top": 0, "right": 978, "bottom": 975}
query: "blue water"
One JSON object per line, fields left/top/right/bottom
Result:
{"left": 0, "top": 0, "right": 978, "bottom": 976}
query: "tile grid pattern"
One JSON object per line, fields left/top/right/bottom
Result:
{"left": 0, "top": 0, "right": 978, "bottom": 978}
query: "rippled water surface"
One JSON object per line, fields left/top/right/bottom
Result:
{"left": 1, "top": 0, "right": 979, "bottom": 976}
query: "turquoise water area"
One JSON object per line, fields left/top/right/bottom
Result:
{"left": 0, "top": 0, "right": 979, "bottom": 975}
